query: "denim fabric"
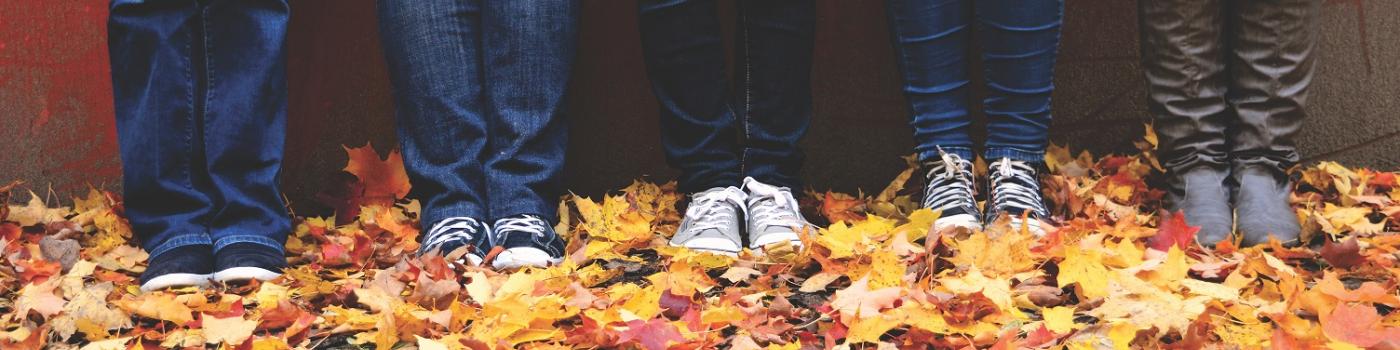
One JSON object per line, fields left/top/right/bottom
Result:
{"left": 109, "top": 0, "right": 292, "bottom": 259}
{"left": 887, "top": 0, "right": 1063, "bottom": 163}
{"left": 638, "top": 0, "right": 815, "bottom": 194}
{"left": 377, "top": 0, "right": 579, "bottom": 228}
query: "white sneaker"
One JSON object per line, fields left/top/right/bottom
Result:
{"left": 742, "top": 177, "right": 809, "bottom": 255}
{"left": 670, "top": 187, "right": 747, "bottom": 256}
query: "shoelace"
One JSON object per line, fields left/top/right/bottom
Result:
{"left": 922, "top": 150, "right": 976, "bottom": 211}
{"left": 423, "top": 217, "right": 485, "bottom": 252}
{"left": 684, "top": 189, "right": 746, "bottom": 234}
{"left": 746, "top": 183, "right": 805, "bottom": 230}
{"left": 989, "top": 158, "right": 1048, "bottom": 218}
{"left": 495, "top": 215, "right": 550, "bottom": 239}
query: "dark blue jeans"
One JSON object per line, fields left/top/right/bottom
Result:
{"left": 377, "top": 0, "right": 578, "bottom": 227}
{"left": 887, "top": 0, "right": 1063, "bottom": 163}
{"left": 108, "top": 0, "right": 291, "bottom": 258}
{"left": 638, "top": 0, "right": 815, "bottom": 193}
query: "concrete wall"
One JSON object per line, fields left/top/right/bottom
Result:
{"left": 1, "top": 0, "right": 1396, "bottom": 217}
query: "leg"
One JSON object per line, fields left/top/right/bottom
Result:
{"left": 885, "top": 0, "right": 976, "bottom": 162}
{"left": 734, "top": 0, "right": 815, "bottom": 190}
{"left": 1139, "top": 0, "right": 1234, "bottom": 245}
{"left": 377, "top": 0, "right": 490, "bottom": 235}
{"left": 638, "top": 0, "right": 742, "bottom": 194}
{"left": 1228, "top": 0, "right": 1319, "bottom": 246}
{"left": 481, "top": 0, "right": 579, "bottom": 223}
{"left": 976, "top": 0, "right": 1061, "bottom": 163}
{"left": 199, "top": 0, "right": 292, "bottom": 255}
{"left": 109, "top": 0, "right": 216, "bottom": 290}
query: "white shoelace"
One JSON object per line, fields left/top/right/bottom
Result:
{"left": 423, "top": 217, "right": 485, "bottom": 252}
{"left": 684, "top": 189, "right": 746, "bottom": 234}
{"left": 989, "top": 158, "right": 1047, "bottom": 218}
{"left": 923, "top": 151, "right": 976, "bottom": 211}
{"left": 495, "top": 215, "right": 550, "bottom": 238}
{"left": 745, "top": 181, "right": 805, "bottom": 230}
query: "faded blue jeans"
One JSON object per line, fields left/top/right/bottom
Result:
{"left": 377, "top": 0, "right": 579, "bottom": 228}
{"left": 887, "top": 0, "right": 1063, "bottom": 163}
{"left": 108, "top": 0, "right": 292, "bottom": 258}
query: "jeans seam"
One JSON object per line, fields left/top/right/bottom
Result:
{"left": 201, "top": 4, "right": 215, "bottom": 161}
{"left": 213, "top": 234, "right": 284, "bottom": 252}
{"left": 739, "top": 5, "right": 753, "bottom": 179}
{"left": 182, "top": 10, "right": 196, "bottom": 194}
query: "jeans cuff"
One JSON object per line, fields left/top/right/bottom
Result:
{"left": 147, "top": 234, "right": 212, "bottom": 259}
{"left": 213, "top": 235, "right": 285, "bottom": 254}
{"left": 492, "top": 203, "right": 559, "bottom": 224}
{"left": 918, "top": 146, "right": 975, "bottom": 163}
{"left": 985, "top": 147, "right": 1046, "bottom": 164}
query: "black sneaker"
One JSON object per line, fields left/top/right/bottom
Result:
{"left": 419, "top": 217, "right": 492, "bottom": 266}
{"left": 985, "top": 158, "right": 1051, "bottom": 236}
{"left": 490, "top": 214, "right": 565, "bottom": 269}
{"left": 213, "top": 243, "right": 287, "bottom": 283}
{"left": 923, "top": 150, "right": 983, "bottom": 234}
{"left": 140, "top": 245, "right": 214, "bottom": 292}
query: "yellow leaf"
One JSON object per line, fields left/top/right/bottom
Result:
{"left": 201, "top": 313, "right": 258, "bottom": 346}
{"left": 1058, "top": 245, "right": 1110, "bottom": 300}
{"left": 1043, "top": 306, "right": 1078, "bottom": 334}
{"left": 117, "top": 292, "right": 195, "bottom": 325}
{"left": 846, "top": 309, "right": 905, "bottom": 344}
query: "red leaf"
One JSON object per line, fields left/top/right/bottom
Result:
{"left": 1320, "top": 237, "right": 1365, "bottom": 269}
{"left": 1321, "top": 303, "right": 1400, "bottom": 347}
{"left": 1148, "top": 211, "right": 1199, "bottom": 252}
{"left": 659, "top": 289, "right": 694, "bottom": 320}
{"left": 618, "top": 318, "right": 686, "bottom": 350}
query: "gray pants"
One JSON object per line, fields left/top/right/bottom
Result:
{"left": 1139, "top": 0, "right": 1321, "bottom": 172}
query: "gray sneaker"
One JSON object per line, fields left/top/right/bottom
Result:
{"left": 742, "top": 177, "right": 810, "bottom": 255}
{"left": 1166, "top": 165, "right": 1234, "bottom": 246}
{"left": 670, "top": 186, "right": 747, "bottom": 256}
{"left": 1234, "top": 163, "right": 1301, "bottom": 246}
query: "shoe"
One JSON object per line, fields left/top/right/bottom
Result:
{"left": 1234, "top": 163, "right": 1301, "bottom": 246}
{"left": 670, "top": 186, "right": 747, "bottom": 256}
{"left": 922, "top": 150, "right": 983, "bottom": 234}
{"left": 140, "top": 245, "right": 214, "bottom": 292}
{"left": 491, "top": 214, "right": 566, "bottom": 269}
{"left": 985, "top": 158, "right": 1051, "bottom": 236}
{"left": 742, "top": 177, "right": 810, "bottom": 255}
{"left": 419, "top": 217, "right": 492, "bottom": 266}
{"left": 212, "top": 243, "right": 287, "bottom": 283}
{"left": 1165, "top": 165, "right": 1234, "bottom": 246}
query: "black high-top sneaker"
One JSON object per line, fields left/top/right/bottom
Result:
{"left": 985, "top": 158, "right": 1051, "bottom": 236}
{"left": 922, "top": 150, "right": 983, "bottom": 234}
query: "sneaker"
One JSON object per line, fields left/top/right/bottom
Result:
{"left": 1166, "top": 165, "right": 1234, "bottom": 245}
{"left": 1234, "top": 163, "right": 1301, "bottom": 247}
{"left": 742, "top": 177, "right": 810, "bottom": 254}
{"left": 985, "top": 158, "right": 1051, "bottom": 236}
{"left": 140, "top": 245, "right": 214, "bottom": 292}
{"left": 419, "top": 217, "right": 491, "bottom": 266}
{"left": 212, "top": 243, "right": 287, "bottom": 283}
{"left": 670, "top": 186, "right": 747, "bottom": 256}
{"left": 922, "top": 150, "right": 983, "bottom": 234}
{"left": 491, "top": 214, "right": 566, "bottom": 269}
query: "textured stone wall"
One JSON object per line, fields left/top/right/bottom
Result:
{"left": 1, "top": 0, "right": 1395, "bottom": 217}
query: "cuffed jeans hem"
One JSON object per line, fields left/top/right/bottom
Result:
{"left": 213, "top": 235, "right": 286, "bottom": 254}
{"left": 147, "top": 234, "right": 212, "bottom": 259}
{"left": 985, "top": 147, "right": 1045, "bottom": 164}
{"left": 1163, "top": 152, "right": 1230, "bottom": 174}
{"left": 679, "top": 177, "right": 743, "bottom": 195}
{"left": 421, "top": 203, "right": 488, "bottom": 234}
{"left": 917, "top": 146, "right": 975, "bottom": 163}
{"left": 493, "top": 202, "right": 560, "bottom": 224}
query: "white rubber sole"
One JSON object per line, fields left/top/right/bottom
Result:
{"left": 491, "top": 248, "right": 563, "bottom": 270}
{"left": 212, "top": 267, "right": 282, "bottom": 283}
{"left": 670, "top": 237, "right": 741, "bottom": 257}
{"left": 748, "top": 231, "right": 803, "bottom": 257}
{"left": 932, "top": 214, "right": 983, "bottom": 234}
{"left": 1010, "top": 217, "right": 1047, "bottom": 236}
{"left": 140, "top": 273, "right": 212, "bottom": 293}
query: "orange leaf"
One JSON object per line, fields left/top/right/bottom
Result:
{"left": 1148, "top": 211, "right": 1199, "bottom": 252}
{"left": 342, "top": 143, "right": 412, "bottom": 201}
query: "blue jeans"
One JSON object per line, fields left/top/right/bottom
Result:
{"left": 638, "top": 0, "right": 815, "bottom": 193}
{"left": 377, "top": 0, "right": 579, "bottom": 227}
{"left": 108, "top": 0, "right": 291, "bottom": 258}
{"left": 887, "top": 0, "right": 1063, "bottom": 163}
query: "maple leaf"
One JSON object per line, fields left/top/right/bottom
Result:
{"left": 342, "top": 143, "right": 412, "bottom": 200}
{"left": 1147, "top": 211, "right": 1198, "bottom": 252}
{"left": 617, "top": 318, "right": 686, "bottom": 350}
{"left": 821, "top": 192, "right": 866, "bottom": 224}
{"left": 116, "top": 292, "right": 195, "bottom": 325}
{"left": 1058, "top": 245, "right": 1110, "bottom": 300}
{"left": 202, "top": 313, "right": 259, "bottom": 346}
{"left": 830, "top": 276, "right": 903, "bottom": 321}
{"left": 1321, "top": 303, "right": 1400, "bottom": 347}
{"left": 1319, "top": 237, "right": 1366, "bottom": 269}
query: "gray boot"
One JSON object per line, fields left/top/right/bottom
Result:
{"left": 1166, "top": 165, "right": 1234, "bottom": 246}
{"left": 1234, "top": 163, "right": 1301, "bottom": 246}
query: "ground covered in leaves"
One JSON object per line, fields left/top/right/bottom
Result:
{"left": 3, "top": 130, "right": 1400, "bottom": 349}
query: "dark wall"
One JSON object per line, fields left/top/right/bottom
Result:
{"left": 2, "top": 0, "right": 1397, "bottom": 218}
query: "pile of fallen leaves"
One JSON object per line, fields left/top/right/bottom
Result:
{"left": 3, "top": 128, "right": 1400, "bottom": 349}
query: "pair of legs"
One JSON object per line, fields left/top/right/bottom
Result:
{"left": 377, "top": 0, "right": 578, "bottom": 268}
{"left": 638, "top": 0, "right": 815, "bottom": 256}
{"left": 1141, "top": 0, "right": 1319, "bottom": 246}
{"left": 109, "top": 0, "right": 291, "bottom": 291}
{"left": 886, "top": 0, "right": 1063, "bottom": 235}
